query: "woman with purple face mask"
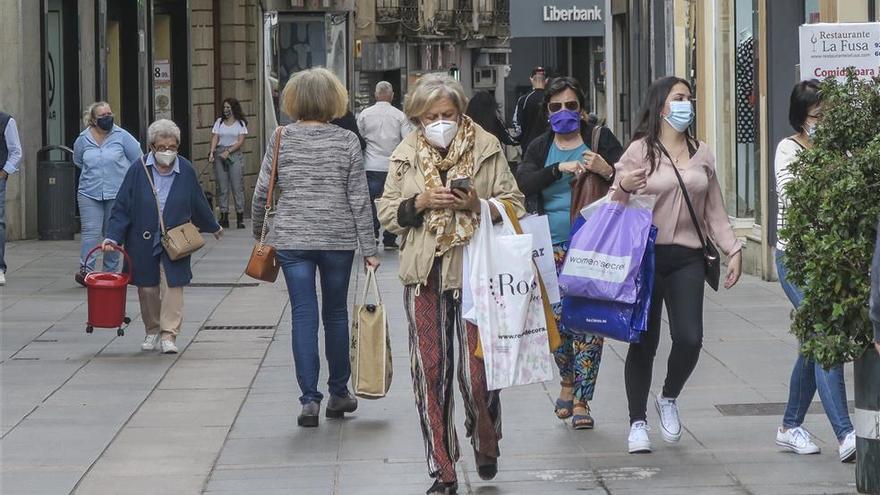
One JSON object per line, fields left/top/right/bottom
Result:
{"left": 514, "top": 77, "right": 624, "bottom": 430}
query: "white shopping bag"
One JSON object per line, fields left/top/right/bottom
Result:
{"left": 518, "top": 214, "right": 560, "bottom": 305}
{"left": 463, "top": 199, "right": 554, "bottom": 390}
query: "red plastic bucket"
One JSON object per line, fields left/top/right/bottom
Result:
{"left": 83, "top": 245, "right": 132, "bottom": 330}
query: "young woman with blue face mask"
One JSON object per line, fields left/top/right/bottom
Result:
{"left": 773, "top": 80, "right": 857, "bottom": 463}
{"left": 515, "top": 77, "right": 624, "bottom": 430}
{"left": 612, "top": 77, "right": 742, "bottom": 454}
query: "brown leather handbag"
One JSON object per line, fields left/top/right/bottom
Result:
{"left": 245, "top": 127, "right": 283, "bottom": 282}
{"left": 569, "top": 125, "right": 612, "bottom": 223}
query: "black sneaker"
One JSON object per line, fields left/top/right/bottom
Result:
{"left": 426, "top": 480, "right": 458, "bottom": 494}
{"left": 74, "top": 267, "right": 88, "bottom": 287}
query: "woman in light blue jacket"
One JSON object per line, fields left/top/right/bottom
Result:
{"left": 72, "top": 101, "right": 142, "bottom": 285}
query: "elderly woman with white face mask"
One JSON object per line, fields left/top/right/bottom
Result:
{"left": 103, "top": 119, "right": 222, "bottom": 354}
{"left": 377, "top": 74, "right": 524, "bottom": 495}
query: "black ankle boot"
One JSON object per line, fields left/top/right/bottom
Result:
{"left": 426, "top": 480, "right": 457, "bottom": 494}
{"left": 236, "top": 212, "right": 245, "bottom": 229}
{"left": 219, "top": 213, "right": 229, "bottom": 228}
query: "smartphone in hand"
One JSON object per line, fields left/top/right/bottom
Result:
{"left": 450, "top": 177, "right": 471, "bottom": 194}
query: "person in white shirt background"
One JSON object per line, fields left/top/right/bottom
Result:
{"left": 209, "top": 97, "right": 249, "bottom": 229}
{"left": 0, "top": 112, "right": 22, "bottom": 286}
{"left": 357, "top": 81, "right": 414, "bottom": 250}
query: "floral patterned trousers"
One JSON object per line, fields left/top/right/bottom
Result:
{"left": 552, "top": 242, "right": 604, "bottom": 403}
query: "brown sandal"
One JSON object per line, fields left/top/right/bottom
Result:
{"left": 554, "top": 381, "right": 574, "bottom": 419}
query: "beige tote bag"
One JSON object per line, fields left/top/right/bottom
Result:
{"left": 350, "top": 266, "right": 393, "bottom": 399}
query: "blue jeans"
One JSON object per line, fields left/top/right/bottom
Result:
{"left": 277, "top": 249, "right": 355, "bottom": 405}
{"left": 0, "top": 179, "right": 6, "bottom": 272}
{"left": 777, "top": 250, "right": 854, "bottom": 441}
{"left": 366, "top": 171, "right": 396, "bottom": 245}
{"left": 78, "top": 193, "right": 119, "bottom": 272}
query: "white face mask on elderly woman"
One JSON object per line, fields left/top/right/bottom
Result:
{"left": 154, "top": 150, "right": 178, "bottom": 167}
{"left": 423, "top": 120, "right": 459, "bottom": 149}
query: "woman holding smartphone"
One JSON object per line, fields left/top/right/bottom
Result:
{"left": 377, "top": 74, "right": 524, "bottom": 494}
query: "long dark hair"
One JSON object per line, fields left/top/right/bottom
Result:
{"left": 465, "top": 91, "right": 507, "bottom": 142}
{"left": 220, "top": 97, "right": 248, "bottom": 127}
{"left": 633, "top": 76, "right": 698, "bottom": 173}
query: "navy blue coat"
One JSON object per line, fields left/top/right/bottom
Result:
{"left": 106, "top": 155, "right": 220, "bottom": 288}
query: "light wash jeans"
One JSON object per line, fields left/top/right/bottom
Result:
{"left": 78, "top": 193, "right": 119, "bottom": 272}
{"left": 776, "top": 250, "right": 854, "bottom": 441}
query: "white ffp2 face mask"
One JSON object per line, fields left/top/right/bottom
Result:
{"left": 423, "top": 120, "right": 458, "bottom": 149}
{"left": 154, "top": 150, "right": 178, "bottom": 167}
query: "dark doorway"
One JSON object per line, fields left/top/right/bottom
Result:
{"left": 44, "top": 0, "right": 82, "bottom": 159}
{"left": 106, "top": 0, "right": 142, "bottom": 136}
{"left": 153, "top": 0, "right": 192, "bottom": 157}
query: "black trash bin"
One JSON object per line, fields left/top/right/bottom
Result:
{"left": 37, "top": 145, "right": 77, "bottom": 240}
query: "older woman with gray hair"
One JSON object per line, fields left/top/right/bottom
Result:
{"left": 103, "top": 119, "right": 222, "bottom": 354}
{"left": 377, "top": 74, "right": 524, "bottom": 494}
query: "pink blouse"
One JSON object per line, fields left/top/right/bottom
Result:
{"left": 611, "top": 138, "right": 741, "bottom": 258}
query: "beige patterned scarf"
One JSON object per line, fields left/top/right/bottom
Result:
{"left": 417, "top": 115, "right": 479, "bottom": 256}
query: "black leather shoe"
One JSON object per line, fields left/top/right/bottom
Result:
{"left": 219, "top": 213, "right": 229, "bottom": 229}
{"left": 236, "top": 212, "right": 245, "bottom": 229}
{"left": 326, "top": 393, "right": 358, "bottom": 418}
{"left": 297, "top": 401, "right": 320, "bottom": 427}
{"left": 426, "top": 480, "right": 458, "bottom": 494}
{"left": 475, "top": 451, "right": 498, "bottom": 480}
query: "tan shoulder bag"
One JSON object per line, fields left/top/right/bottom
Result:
{"left": 142, "top": 157, "right": 205, "bottom": 261}
{"left": 245, "top": 127, "right": 283, "bottom": 282}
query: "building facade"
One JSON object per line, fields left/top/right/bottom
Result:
{"left": 1, "top": 0, "right": 264, "bottom": 241}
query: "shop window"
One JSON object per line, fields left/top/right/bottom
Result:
{"left": 733, "top": 0, "right": 759, "bottom": 219}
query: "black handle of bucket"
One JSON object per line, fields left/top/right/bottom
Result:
{"left": 37, "top": 145, "right": 74, "bottom": 161}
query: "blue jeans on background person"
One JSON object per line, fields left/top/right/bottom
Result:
{"left": 78, "top": 193, "right": 119, "bottom": 273}
{"left": 365, "top": 171, "right": 396, "bottom": 246}
{"left": 0, "top": 180, "right": 7, "bottom": 273}
{"left": 776, "top": 250, "right": 854, "bottom": 441}
{"left": 277, "top": 249, "right": 355, "bottom": 405}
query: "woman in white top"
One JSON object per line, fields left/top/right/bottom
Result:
{"left": 209, "top": 98, "right": 248, "bottom": 228}
{"left": 774, "top": 80, "right": 856, "bottom": 463}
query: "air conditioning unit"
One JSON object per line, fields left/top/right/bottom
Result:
{"left": 476, "top": 49, "right": 510, "bottom": 67}
{"left": 473, "top": 67, "right": 497, "bottom": 88}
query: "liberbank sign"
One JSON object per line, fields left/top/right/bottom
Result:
{"left": 510, "top": 0, "right": 605, "bottom": 38}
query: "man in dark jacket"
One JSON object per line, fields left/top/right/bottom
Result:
{"left": 512, "top": 67, "right": 548, "bottom": 154}
{"left": 871, "top": 219, "right": 880, "bottom": 355}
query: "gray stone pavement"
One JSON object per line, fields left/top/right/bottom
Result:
{"left": 0, "top": 227, "right": 862, "bottom": 494}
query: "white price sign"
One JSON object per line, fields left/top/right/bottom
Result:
{"left": 799, "top": 23, "right": 880, "bottom": 81}
{"left": 154, "top": 60, "right": 171, "bottom": 83}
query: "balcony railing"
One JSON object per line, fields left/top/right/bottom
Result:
{"left": 376, "top": 0, "right": 419, "bottom": 30}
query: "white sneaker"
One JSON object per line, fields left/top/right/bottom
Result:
{"left": 776, "top": 426, "right": 820, "bottom": 455}
{"left": 0, "top": 271, "right": 6, "bottom": 286}
{"left": 655, "top": 395, "right": 682, "bottom": 443}
{"left": 628, "top": 421, "right": 652, "bottom": 454}
{"left": 839, "top": 431, "right": 856, "bottom": 463}
{"left": 141, "top": 334, "right": 160, "bottom": 351}
{"left": 160, "top": 339, "right": 178, "bottom": 354}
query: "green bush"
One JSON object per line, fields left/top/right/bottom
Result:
{"left": 779, "top": 72, "right": 880, "bottom": 367}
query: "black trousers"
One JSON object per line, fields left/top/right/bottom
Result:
{"left": 625, "top": 245, "right": 705, "bottom": 424}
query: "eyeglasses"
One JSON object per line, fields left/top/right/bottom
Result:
{"left": 154, "top": 145, "right": 179, "bottom": 152}
{"left": 548, "top": 101, "right": 579, "bottom": 113}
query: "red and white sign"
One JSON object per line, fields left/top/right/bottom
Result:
{"left": 799, "top": 23, "right": 880, "bottom": 82}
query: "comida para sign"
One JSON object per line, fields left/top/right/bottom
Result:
{"left": 799, "top": 22, "right": 880, "bottom": 81}
{"left": 510, "top": 0, "right": 604, "bottom": 38}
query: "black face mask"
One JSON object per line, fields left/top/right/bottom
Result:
{"left": 96, "top": 115, "right": 114, "bottom": 131}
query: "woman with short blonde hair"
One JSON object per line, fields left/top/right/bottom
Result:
{"left": 72, "top": 101, "right": 142, "bottom": 285}
{"left": 377, "top": 73, "right": 525, "bottom": 494}
{"left": 252, "top": 68, "right": 378, "bottom": 428}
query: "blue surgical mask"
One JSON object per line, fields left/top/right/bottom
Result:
{"left": 805, "top": 123, "right": 816, "bottom": 140}
{"left": 664, "top": 101, "right": 694, "bottom": 133}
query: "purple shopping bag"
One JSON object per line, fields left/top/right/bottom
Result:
{"left": 558, "top": 196, "right": 654, "bottom": 304}
{"left": 561, "top": 225, "right": 657, "bottom": 343}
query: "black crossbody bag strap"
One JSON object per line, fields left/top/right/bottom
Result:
{"left": 658, "top": 144, "right": 707, "bottom": 250}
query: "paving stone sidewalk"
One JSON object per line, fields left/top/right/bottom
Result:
{"left": 0, "top": 228, "right": 861, "bottom": 494}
